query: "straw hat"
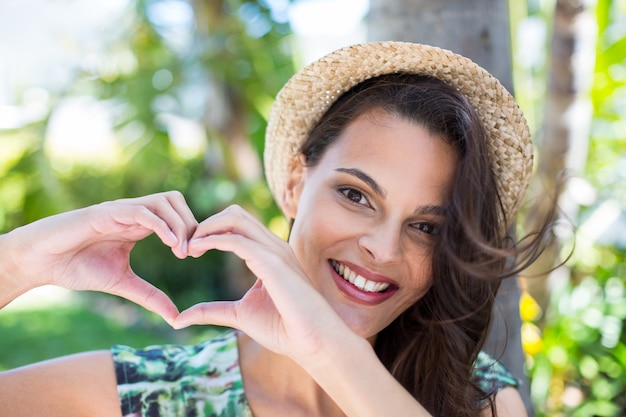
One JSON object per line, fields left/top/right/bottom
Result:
{"left": 264, "top": 41, "right": 533, "bottom": 225}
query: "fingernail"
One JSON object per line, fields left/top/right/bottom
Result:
{"left": 182, "top": 240, "right": 188, "bottom": 256}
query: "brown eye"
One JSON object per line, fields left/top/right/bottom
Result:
{"left": 339, "top": 187, "right": 370, "bottom": 207}
{"left": 411, "top": 222, "right": 440, "bottom": 235}
{"left": 346, "top": 189, "right": 362, "bottom": 202}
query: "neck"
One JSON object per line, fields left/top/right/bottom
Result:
{"left": 236, "top": 331, "right": 345, "bottom": 417}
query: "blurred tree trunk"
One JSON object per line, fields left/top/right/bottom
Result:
{"left": 521, "top": 0, "right": 595, "bottom": 318}
{"left": 191, "top": 0, "right": 263, "bottom": 182}
{"left": 367, "top": 0, "right": 532, "bottom": 414}
{"left": 189, "top": 0, "right": 295, "bottom": 298}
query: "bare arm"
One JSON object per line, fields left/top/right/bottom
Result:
{"left": 303, "top": 342, "right": 529, "bottom": 417}
{"left": 0, "top": 351, "right": 121, "bottom": 417}
{"left": 299, "top": 331, "right": 433, "bottom": 416}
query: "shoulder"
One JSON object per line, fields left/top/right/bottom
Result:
{"left": 483, "top": 387, "right": 529, "bottom": 417}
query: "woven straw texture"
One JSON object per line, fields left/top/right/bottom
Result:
{"left": 264, "top": 41, "right": 533, "bottom": 225}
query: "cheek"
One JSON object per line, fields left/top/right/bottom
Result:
{"left": 291, "top": 202, "right": 355, "bottom": 252}
{"left": 289, "top": 204, "right": 365, "bottom": 282}
{"left": 405, "top": 253, "right": 434, "bottom": 299}
{"left": 291, "top": 186, "right": 356, "bottom": 244}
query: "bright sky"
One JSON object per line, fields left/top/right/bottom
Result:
{"left": 289, "top": 0, "right": 368, "bottom": 64}
{"left": 0, "top": 0, "right": 368, "bottom": 106}
{"left": 0, "top": 0, "right": 129, "bottom": 102}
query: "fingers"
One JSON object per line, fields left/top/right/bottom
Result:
{"left": 158, "top": 191, "right": 198, "bottom": 257}
{"left": 187, "top": 212, "right": 324, "bottom": 332}
{"left": 189, "top": 205, "right": 308, "bottom": 292}
{"left": 189, "top": 205, "right": 279, "bottom": 258}
{"left": 108, "top": 273, "right": 181, "bottom": 325}
{"left": 172, "top": 301, "right": 239, "bottom": 329}
{"left": 107, "top": 191, "right": 198, "bottom": 258}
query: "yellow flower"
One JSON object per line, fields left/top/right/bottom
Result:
{"left": 522, "top": 322, "right": 544, "bottom": 356}
{"left": 520, "top": 290, "right": 542, "bottom": 322}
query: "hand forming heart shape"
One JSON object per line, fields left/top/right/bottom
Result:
{"left": 1, "top": 191, "right": 351, "bottom": 366}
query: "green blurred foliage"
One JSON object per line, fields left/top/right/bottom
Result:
{"left": 0, "top": 0, "right": 293, "bottom": 309}
{"left": 528, "top": 247, "right": 626, "bottom": 416}
{"left": 518, "top": 0, "right": 626, "bottom": 415}
{"left": 0, "top": 293, "right": 224, "bottom": 370}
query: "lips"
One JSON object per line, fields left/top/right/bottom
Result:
{"left": 329, "top": 259, "right": 397, "bottom": 305}
{"left": 330, "top": 260, "right": 393, "bottom": 293}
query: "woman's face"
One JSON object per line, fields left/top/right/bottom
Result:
{"left": 282, "top": 109, "right": 459, "bottom": 339}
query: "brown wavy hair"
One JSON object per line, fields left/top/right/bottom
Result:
{"left": 298, "top": 73, "right": 554, "bottom": 416}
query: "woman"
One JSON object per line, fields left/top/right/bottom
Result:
{"left": 0, "top": 42, "right": 551, "bottom": 416}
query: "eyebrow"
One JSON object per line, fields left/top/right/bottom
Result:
{"left": 414, "top": 204, "right": 447, "bottom": 218}
{"left": 335, "top": 168, "right": 386, "bottom": 197}
{"left": 335, "top": 167, "right": 447, "bottom": 218}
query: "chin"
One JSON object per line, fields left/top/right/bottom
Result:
{"left": 341, "top": 313, "right": 394, "bottom": 342}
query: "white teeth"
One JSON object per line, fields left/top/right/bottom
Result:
{"left": 332, "top": 261, "right": 390, "bottom": 293}
{"left": 354, "top": 275, "right": 366, "bottom": 289}
{"left": 364, "top": 280, "right": 377, "bottom": 292}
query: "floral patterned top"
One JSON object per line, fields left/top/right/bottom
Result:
{"left": 112, "top": 329, "right": 518, "bottom": 417}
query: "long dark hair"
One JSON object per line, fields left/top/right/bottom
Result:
{"left": 298, "top": 73, "right": 553, "bottom": 416}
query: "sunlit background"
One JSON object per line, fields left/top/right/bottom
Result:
{"left": 1, "top": 0, "right": 625, "bottom": 416}
{"left": 0, "top": 0, "right": 367, "bottom": 168}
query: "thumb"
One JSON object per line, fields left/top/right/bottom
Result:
{"left": 172, "top": 301, "right": 239, "bottom": 329}
{"left": 108, "top": 275, "right": 180, "bottom": 326}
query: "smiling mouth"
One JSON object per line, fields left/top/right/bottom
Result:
{"left": 331, "top": 260, "right": 391, "bottom": 293}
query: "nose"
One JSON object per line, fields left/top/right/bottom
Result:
{"left": 358, "top": 222, "right": 403, "bottom": 264}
